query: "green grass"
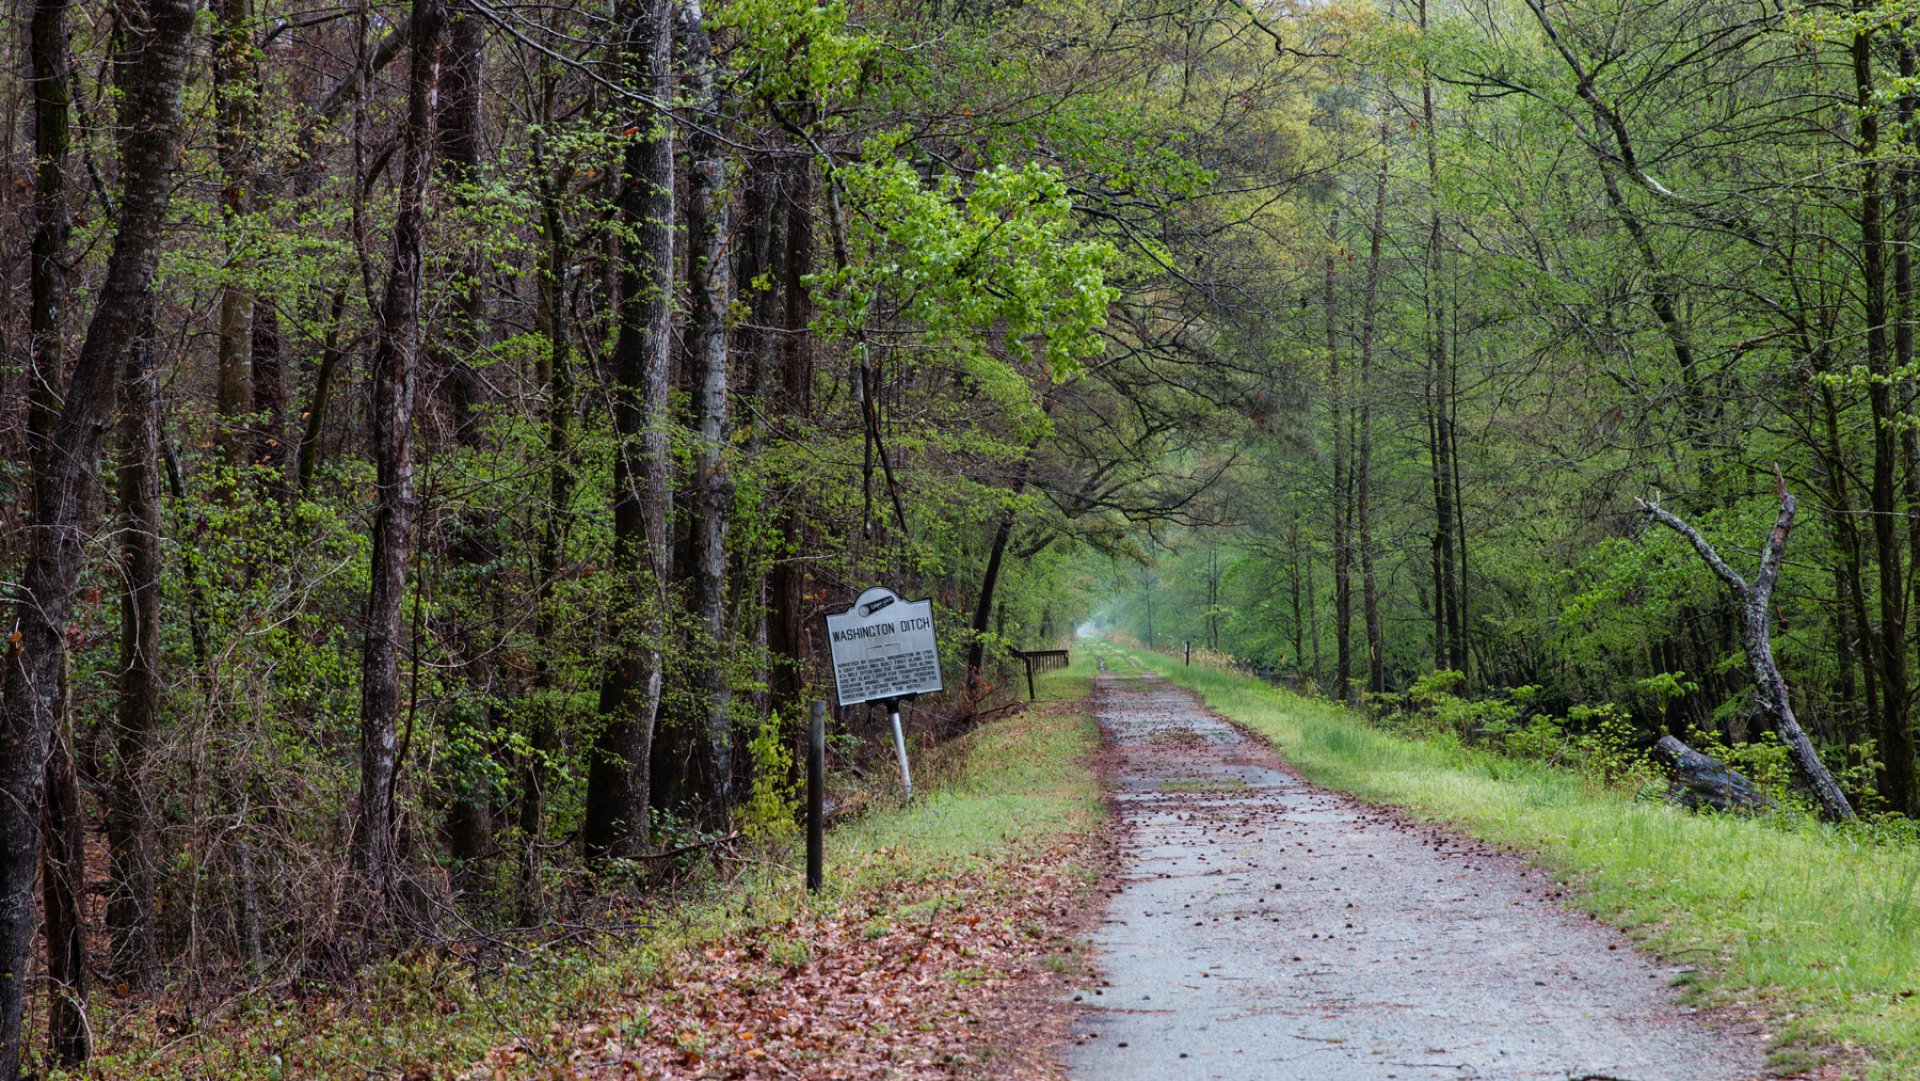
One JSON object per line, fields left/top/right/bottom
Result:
{"left": 1101, "top": 644, "right": 1920, "bottom": 1079}
{"left": 73, "top": 659, "right": 1103, "bottom": 1081}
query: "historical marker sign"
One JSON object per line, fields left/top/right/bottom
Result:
{"left": 825, "top": 586, "right": 944, "bottom": 707}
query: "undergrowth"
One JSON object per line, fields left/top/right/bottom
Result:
{"left": 1105, "top": 643, "right": 1920, "bottom": 1080}
{"left": 72, "top": 662, "right": 1101, "bottom": 1081}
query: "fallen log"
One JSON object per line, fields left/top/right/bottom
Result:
{"left": 1652, "top": 735, "right": 1773, "bottom": 814}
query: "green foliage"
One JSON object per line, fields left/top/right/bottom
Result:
{"left": 739, "top": 710, "right": 800, "bottom": 842}
{"left": 714, "top": 0, "right": 877, "bottom": 106}
{"left": 813, "top": 133, "right": 1122, "bottom": 403}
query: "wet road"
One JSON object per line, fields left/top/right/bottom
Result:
{"left": 1064, "top": 673, "right": 1765, "bottom": 1081}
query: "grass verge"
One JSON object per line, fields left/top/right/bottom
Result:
{"left": 76, "top": 660, "right": 1102, "bottom": 1081}
{"left": 1098, "top": 643, "right": 1920, "bottom": 1080}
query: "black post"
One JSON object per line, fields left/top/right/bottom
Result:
{"left": 1185, "top": 641, "right": 1191, "bottom": 665}
{"left": 1024, "top": 655, "right": 1036, "bottom": 700}
{"left": 807, "top": 700, "right": 825, "bottom": 892}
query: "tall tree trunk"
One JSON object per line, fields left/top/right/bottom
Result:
{"left": 353, "top": 0, "right": 448, "bottom": 898}
{"left": 297, "top": 287, "right": 351, "bottom": 492}
{"left": 435, "top": 0, "right": 487, "bottom": 438}
{"left": 0, "top": 0, "right": 199, "bottom": 1073}
{"left": 1427, "top": 398, "right": 1447, "bottom": 666}
{"left": 966, "top": 482, "right": 1027, "bottom": 691}
{"left": 26, "top": 0, "right": 70, "bottom": 466}
{"left": 41, "top": 661, "right": 87, "bottom": 1068}
{"left": 1821, "top": 382, "right": 1883, "bottom": 777}
{"left": 27, "top": 0, "right": 88, "bottom": 1056}
{"left": 1305, "top": 529, "right": 1322, "bottom": 687}
{"left": 1357, "top": 130, "right": 1389, "bottom": 697}
{"left": 108, "top": 315, "right": 162, "bottom": 987}
{"left": 1326, "top": 212, "right": 1353, "bottom": 702}
{"left": 766, "top": 152, "right": 815, "bottom": 719}
{"left": 1207, "top": 546, "right": 1220, "bottom": 651}
{"left": 1288, "top": 523, "right": 1305, "bottom": 673}
{"left": 583, "top": 0, "right": 676, "bottom": 860}
{"left": 521, "top": 139, "right": 576, "bottom": 904}
{"left": 680, "top": 0, "right": 735, "bottom": 823}
{"left": 1854, "top": 17, "right": 1920, "bottom": 815}
{"left": 1446, "top": 326, "right": 1469, "bottom": 675}
{"left": 436, "top": 0, "right": 492, "bottom": 882}
{"left": 214, "top": 0, "right": 257, "bottom": 464}
{"left": 1419, "top": 0, "right": 1455, "bottom": 675}
{"left": 732, "top": 154, "right": 782, "bottom": 740}
{"left": 1143, "top": 568, "right": 1155, "bottom": 649}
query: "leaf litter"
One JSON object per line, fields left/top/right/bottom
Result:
{"left": 471, "top": 842, "right": 1105, "bottom": 1080}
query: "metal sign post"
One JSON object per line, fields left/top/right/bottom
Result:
{"left": 886, "top": 699, "right": 913, "bottom": 801}
{"left": 824, "top": 586, "right": 944, "bottom": 800}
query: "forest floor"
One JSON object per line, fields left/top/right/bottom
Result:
{"left": 451, "top": 670, "right": 1113, "bottom": 1081}
{"left": 1064, "top": 668, "right": 1768, "bottom": 1081}
{"left": 75, "top": 666, "right": 1108, "bottom": 1081}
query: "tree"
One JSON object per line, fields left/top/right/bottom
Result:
{"left": 584, "top": 0, "right": 677, "bottom": 860}
{"left": 0, "top": 0, "right": 200, "bottom": 1071}
{"left": 353, "top": 0, "right": 449, "bottom": 901}
{"left": 1638, "top": 480, "right": 1857, "bottom": 822}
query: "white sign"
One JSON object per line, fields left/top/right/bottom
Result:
{"left": 825, "top": 586, "right": 944, "bottom": 707}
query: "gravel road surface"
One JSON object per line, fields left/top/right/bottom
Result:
{"left": 1064, "top": 672, "right": 1766, "bottom": 1081}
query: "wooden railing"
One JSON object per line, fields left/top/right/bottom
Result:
{"left": 1012, "top": 648, "right": 1070, "bottom": 700}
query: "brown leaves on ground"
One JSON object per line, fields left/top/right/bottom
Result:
{"left": 473, "top": 845, "right": 1099, "bottom": 1081}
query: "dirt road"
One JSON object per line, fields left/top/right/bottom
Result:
{"left": 1064, "top": 672, "right": 1766, "bottom": 1081}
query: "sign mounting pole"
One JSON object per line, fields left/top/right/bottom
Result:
{"left": 886, "top": 698, "right": 914, "bottom": 801}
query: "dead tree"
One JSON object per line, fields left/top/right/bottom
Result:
{"left": 1652, "top": 735, "right": 1772, "bottom": 813}
{"left": 1637, "top": 475, "right": 1856, "bottom": 822}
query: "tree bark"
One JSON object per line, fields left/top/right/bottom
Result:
{"left": 41, "top": 661, "right": 87, "bottom": 1068}
{"left": 1288, "top": 522, "right": 1305, "bottom": 673}
{"left": 297, "top": 287, "right": 351, "bottom": 492}
{"left": 521, "top": 139, "right": 576, "bottom": 902}
{"left": 353, "top": 0, "right": 448, "bottom": 899}
{"left": 251, "top": 303, "right": 287, "bottom": 486}
{"left": 26, "top": 0, "right": 71, "bottom": 467}
{"left": 435, "top": 0, "right": 492, "bottom": 882}
{"left": 966, "top": 485, "right": 1025, "bottom": 691}
{"left": 214, "top": 0, "right": 258, "bottom": 464}
{"left": 1853, "top": 14, "right": 1919, "bottom": 815}
{"left": 1820, "top": 381, "right": 1882, "bottom": 767}
{"left": 584, "top": 0, "right": 676, "bottom": 860}
{"left": 1638, "top": 481, "right": 1857, "bottom": 822}
{"left": 1326, "top": 211, "right": 1353, "bottom": 702}
{"left": 1419, "top": 0, "right": 1459, "bottom": 676}
{"left": 681, "top": 0, "right": 735, "bottom": 823}
{"left": 0, "top": 0, "right": 199, "bottom": 1073}
{"left": 1357, "top": 130, "right": 1389, "bottom": 697}
{"left": 27, "top": 0, "right": 90, "bottom": 1056}
{"left": 109, "top": 316, "right": 163, "bottom": 987}
{"left": 766, "top": 152, "right": 816, "bottom": 719}
{"left": 435, "top": 0, "right": 487, "bottom": 438}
